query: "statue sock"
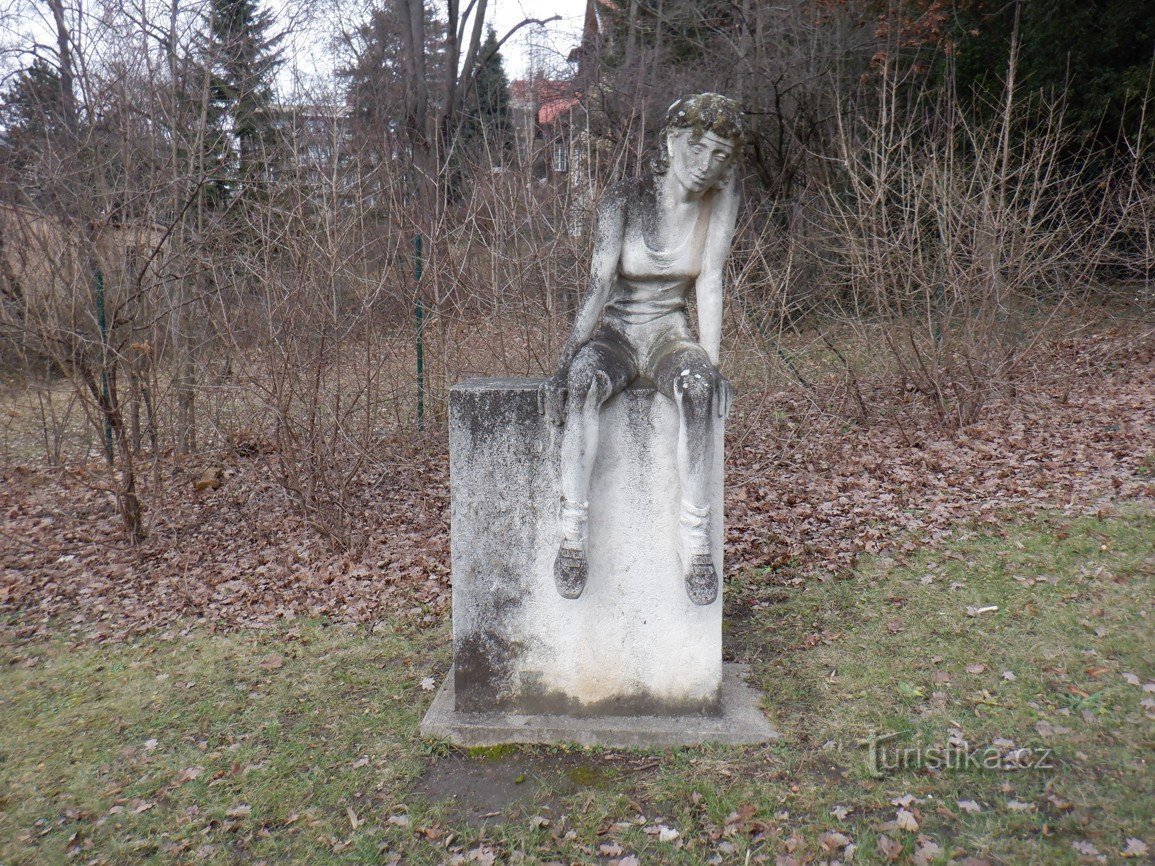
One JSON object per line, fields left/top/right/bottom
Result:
{"left": 554, "top": 498, "right": 589, "bottom": 599}
{"left": 679, "top": 501, "right": 718, "bottom": 605}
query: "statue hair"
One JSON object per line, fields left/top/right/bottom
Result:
{"left": 652, "top": 93, "right": 748, "bottom": 179}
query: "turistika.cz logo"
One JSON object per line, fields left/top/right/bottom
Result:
{"left": 858, "top": 730, "right": 1056, "bottom": 777}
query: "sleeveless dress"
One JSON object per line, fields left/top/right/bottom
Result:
{"left": 596, "top": 197, "right": 713, "bottom": 380}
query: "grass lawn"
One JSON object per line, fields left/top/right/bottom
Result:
{"left": 1, "top": 506, "right": 1152, "bottom": 864}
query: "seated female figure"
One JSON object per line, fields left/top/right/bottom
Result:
{"left": 541, "top": 93, "right": 746, "bottom": 606}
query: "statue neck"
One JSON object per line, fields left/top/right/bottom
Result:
{"left": 659, "top": 172, "right": 708, "bottom": 208}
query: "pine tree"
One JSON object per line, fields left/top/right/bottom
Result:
{"left": 0, "top": 58, "right": 71, "bottom": 197}
{"left": 341, "top": 0, "right": 446, "bottom": 154}
{"left": 464, "top": 26, "right": 512, "bottom": 159}
{"left": 202, "top": 0, "right": 285, "bottom": 204}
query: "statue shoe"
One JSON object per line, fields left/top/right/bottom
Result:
{"left": 678, "top": 501, "right": 718, "bottom": 605}
{"left": 684, "top": 552, "right": 719, "bottom": 606}
{"left": 554, "top": 544, "right": 588, "bottom": 599}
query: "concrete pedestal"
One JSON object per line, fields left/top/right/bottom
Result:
{"left": 421, "top": 378, "right": 776, "bottom": 745}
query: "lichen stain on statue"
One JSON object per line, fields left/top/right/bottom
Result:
{"left": 539, "top": 93, "right": 747, "bottom": 607}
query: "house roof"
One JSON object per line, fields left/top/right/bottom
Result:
{"left": 538, "top": 95, "right": 580, "bottom": 125}
{"left": 510, "top": 78, "right": 581, "bottom": 125}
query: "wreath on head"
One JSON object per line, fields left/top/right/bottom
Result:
{"left": 652, "top": 93, "right": 749, "bottom": 178}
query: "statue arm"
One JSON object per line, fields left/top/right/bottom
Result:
{"left": 555, "top": 185, "right": 627, "bottom": 372}
{"left": 695, "top": 174, "right": 740, "bottom": 366}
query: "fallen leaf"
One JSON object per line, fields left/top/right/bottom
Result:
{"left": 1006, "top": 801, "right": 1036, "bottom": 813}
{"left": 466, "top": 846, "right": 496, "bottom": 865}
{"left": 877, "top": 833, "right": 903, "bottom": 861}
{"left": 913, "top": 837, "right": 944, "bottom": 866}
{"left": 1121, "top": 672, "right": 1141, "bottom": 685}
{"left": 957, "top": 799, "right": 982, "bottom": 813}
{"left": 598, "top": 842, "right": 624, "bottom": 856}
{"left": 965, "top": 663, "right": 987, "bottom": 675}
{"left": 258, "top": 654, "right": 283, "bottom": 671}
{"left": 226, "top": 805, "right": 251, "bottom": 818}
{"left": 966, "top": 605, "right": 999, "bottom": 617}
{"left": 1072, "top": 840, "right": 1104, "bottom": 861}
{"left": 386, "top": 814, "right": 409, "bottom": 827}
{"left": 420, "top": 677, "right": 437, "bottom": 691}
{"left": 176, "top": 766, "right": 204, "bottom": 784}
{"left": 1001, "top": 670, "right": 1017, "bottom": 682}
{"left": 821, "top": 830, "right": 852, "bottom": 851}
{"left": 657, "top": 825, "right": 679, "bottom": 842}
{"left": 886, "top": 619, "right": 904, "bottom": 634}
{"left": 896, "top": 809, "right": 919, "bottom": 832}
{"left": 1121, "top": 838, "right": 1149, "bottom": 858}
{"left": 193, "top": 467, "right": 222, "bottom": 492}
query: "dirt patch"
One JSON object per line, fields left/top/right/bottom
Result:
{"left": 411, "top": 749, "right": 646, "bottom": 826}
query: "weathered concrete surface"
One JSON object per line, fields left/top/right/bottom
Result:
{"left": 421, "top": 664, "right": 778, "bottom": 748}
{"left": 448, "top": 378, "right": 723, "bottom": 718}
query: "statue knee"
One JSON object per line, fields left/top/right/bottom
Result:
{"left": 674, "top": 367, "right": 716, "bottom": 416}
{"left": 567, "top": 361, "right": 613, "bottom": 407}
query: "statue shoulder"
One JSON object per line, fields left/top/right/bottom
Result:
{"left": 597, "top": 178, "right": 652, "bottom": 217}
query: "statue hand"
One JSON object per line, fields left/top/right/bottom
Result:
{"left": 538, "top": 372, "right": 569, "bottom": 426}
{"left": 714, "top": 374, "right": 734, "bottom": 420}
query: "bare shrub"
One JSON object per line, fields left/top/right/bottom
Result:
{"left": 788, "top": 61, "right": 1141, "bottom": 427}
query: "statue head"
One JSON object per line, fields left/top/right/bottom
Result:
{"left": 654, "top": 93, "right": 747, "bottom": 191}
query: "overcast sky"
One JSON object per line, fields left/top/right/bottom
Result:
{"left": 488, "top": 0, "right": 587, "bottom": 80}
{"left": 279, "top": 0, "right": 588, "bottom": 99}
{"left": 0, "top": 0, "right": 588, "bottom": 98}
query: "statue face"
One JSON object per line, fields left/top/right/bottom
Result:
{"left": 667, "top": 128, "right": 735, "bottom": 194}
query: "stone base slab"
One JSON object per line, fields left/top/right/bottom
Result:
{"left": 449, "top": 379, "right": 724, "bottom": 716}
{"left": 419, "top": 664, "right": 779, "bottom": 749}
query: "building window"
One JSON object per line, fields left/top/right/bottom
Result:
{"left": 554, "top": 142, "right": 568, "bottom": 173}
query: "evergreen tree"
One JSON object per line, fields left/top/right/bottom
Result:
{"left": 461, "top": 26, "right": 512, "bottom": 160}
{"left": 341, "top": 0, "right": 446, "bottom": 154}
{"left": 202, "top": 0, "right": 285, "bottom": 204}
{"left": 0, "top": 58, "right": 71, "bottom": 196}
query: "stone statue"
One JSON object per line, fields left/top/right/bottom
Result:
{"left": 540, "top": 93, "right": 746, "bottom": 607}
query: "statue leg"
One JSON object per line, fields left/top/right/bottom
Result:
{"left": 554, "top": 332, "right": 636, "bottom": 599}
{"left": 654, "top": 346, "right": 722, "bottom": 606}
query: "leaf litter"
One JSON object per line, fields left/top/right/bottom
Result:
{"left": 1, "top": 330, "right": 1152, "bottom": 640}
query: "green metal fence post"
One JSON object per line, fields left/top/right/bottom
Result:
{"left": 95, "top": 267, "right": 115, "bottom": 463}
{"left": 415, "top": 234, "right": 425, "bottom": 432}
